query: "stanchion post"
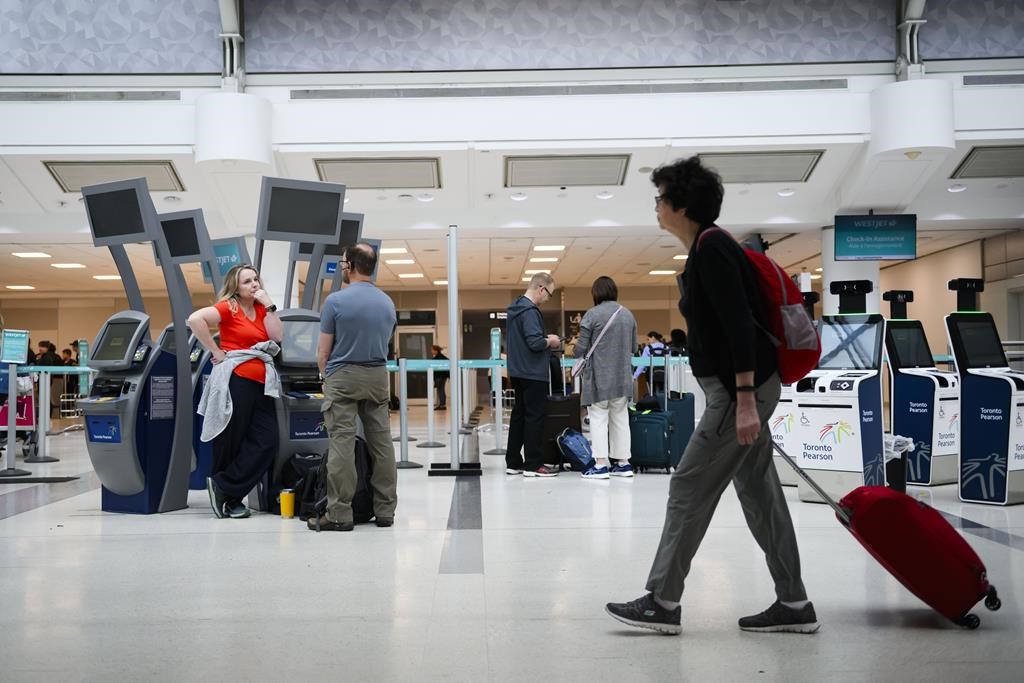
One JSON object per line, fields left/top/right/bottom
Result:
{"left": 396, "top": 359, "right": 423, "bottom": 469}
{"left": 483, "top": 365, "right": 506, "bottom": 455}
{"left": 25, "top": 368, "right": 58, "bottom": 464}
{"left": 1, "top": 363, "right": 30, "bottom": 477}
{"left": 417, "top": 365, "right": 445, "bottom": 449}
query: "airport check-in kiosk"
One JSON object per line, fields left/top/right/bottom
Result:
{"left": 946, "top": 312, "right": 1024, "bottom": 505}
{"left": 78, "top": 313, "right": 185, "bottom": 512}
{"left": 275, "top": 311, "right": 329, "bottom": 478}
{"left": 185, "top": 329, "right": 215, "bottom": 490}
{"left": 885, "top": 319, "right": 959, "bottom": 485}
{"left": 792, "top": 314, "right": 887, "bottom": 503}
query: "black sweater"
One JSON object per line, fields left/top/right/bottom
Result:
{"left": 679, "top": 226, "right": 776, "bottom": 394}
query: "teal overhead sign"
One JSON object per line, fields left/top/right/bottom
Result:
{"left": 0, "top": 329, "right": 30, "bottom": 364}
{"left": 202, "top": 239, "right": 247, "bottom": 283}
{"left": 834, "top": 214, "right": 917, "bottom": 261}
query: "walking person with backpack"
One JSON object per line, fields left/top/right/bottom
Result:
{"left": 572, "top": 276, "right": 637, "bottom": 480}
{"left": 606, "top": 156, "right": 818, "bottom": 635}
{"left": 633, "top": 332, "right": 667, "bottom": 396}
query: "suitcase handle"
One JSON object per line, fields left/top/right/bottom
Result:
{"left": 771, "top": 440, "right": 852, "bottom": 526}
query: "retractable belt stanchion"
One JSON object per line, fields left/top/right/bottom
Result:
{"left": 483, "top": 365, "right": 506, "bottom": 455}
{"left": 459, "top": 367, "right": 473, "bottom": 434}
{"left": 396, "top": 358, "right": 423, "bottom": 469}
{"left": 417, "top": 363, "right": 445, "bottom": 449}
{"left": 24, "top": 368, "right": 58, "bottom": 463}
{"left": 1, "top": 362, "right": 31, "bottom": 477}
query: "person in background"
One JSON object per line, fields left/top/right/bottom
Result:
{"left": 632, "top": 331, "right": 667, "bottom": 395}
{"left": 189, "top": 264, "right": 283, "bottom": 520}
{"left": 606, "top": 156, "right": 816, "bottom": 636}
{"left": 26, "top": 339, "right": 37, "bottom": 366}
{"left": 36, "top": 341, "right": 62, "bottom": 367}
{"left": 62, "top": 348, "right": 78, "bottom": 397}
{"left": 314, "top": 243, "right": 398, "bottom": 532}
{"left": 431, "top": 345, "right": 449, "bottom": 410}
{"left": 573, "top": 276, "right": 637, "bottom": 480}
{"left": 669, "top": 329, "right": 688, "bottom": 356}
{"left": 505, "top": 272, "right": 562, "bottom": 478}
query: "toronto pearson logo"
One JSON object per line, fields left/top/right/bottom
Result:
{"left": 961, "top": 453, "right": 1007, "bottom": 500}
{"left": 771, "top": 414, "right": 794, "bottom": 434}
{"left": 819, "top": 420, "right": 854, "bottom": 444}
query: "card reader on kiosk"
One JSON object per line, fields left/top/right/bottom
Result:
{"left": 791, "top": 281, "right": 886, "bottom": 503}
{"left": 78, "top": 312, "right": 187, "bottom": 513}
{"left": 884, "top": 290, "right": 959, "bottom": 486}
{"left": 945, "top": 278, "right": 1024, "bottom": 506}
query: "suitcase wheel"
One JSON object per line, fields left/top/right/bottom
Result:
{"left": 954, "top": 614, "right": 981, "bottom": 630}
{"left": 984, "top": 587, "right": 1001, "bottom": 611}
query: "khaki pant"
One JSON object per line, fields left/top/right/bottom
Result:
{"left": 322, "top": 365, "right": 397, "bottom": 524}
{"left": 645, "top": 374, "right": 808, "bottom": 603}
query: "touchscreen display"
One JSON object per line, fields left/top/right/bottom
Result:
{"left": 93, "top": 322, "right": 139, "bottom": 362}
{"left": 280, "top": 320, "right": 320, "bottom": 366}
{"left": 818, "top": 318, "right": 882, "bottom": 370}
{"left": 889, "top": 325, "right": 935, "bottom": 368}
{"left": 957, "top": 319, "right": 1007, "bottom": 368}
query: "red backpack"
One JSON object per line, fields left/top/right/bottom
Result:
{"left": 696, "top": 228, "right": 820, "bottom": 384}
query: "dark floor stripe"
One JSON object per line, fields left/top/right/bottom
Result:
{"left": 938, "top": 510, "right": 1024, "bottom": 552}
{"left": 439, "top": 433, "right": 485, "bottom": 574}
{"left": 0, "top": 470, "right": 100, "bottom": 521}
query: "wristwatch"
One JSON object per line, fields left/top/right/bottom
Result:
{"left": 265, "top": 304, "right": 278, "bottom": 313}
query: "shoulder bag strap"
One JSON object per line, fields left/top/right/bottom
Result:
{"left": 582, "top": 305, "right": 624, "bottom": 363}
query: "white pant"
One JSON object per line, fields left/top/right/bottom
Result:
{"left": 587, "top": 396, "right": 631, "bottom": 466}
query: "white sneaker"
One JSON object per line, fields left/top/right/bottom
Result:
{"left": 582, "top": 465, "right": 610, "bottom": 480}
{"left": 505, "top": 468, "right": 523, "bottom": 475}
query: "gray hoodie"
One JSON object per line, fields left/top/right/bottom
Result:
{"left": 198, "top": 341, "right": 281, "bottom": 442}
{"left": 506, "top": 295, "right": 551, "bottom": 383}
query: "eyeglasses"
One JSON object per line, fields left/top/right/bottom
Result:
{"left": 541, "top": 285, "right": 553, "bottom": 297}
{"left": 654, "top": 194, "right": 669, "bottom": 207}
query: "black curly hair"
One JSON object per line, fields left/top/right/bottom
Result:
{"left": 650, "top": 156, "right": 724, "bottom": 227}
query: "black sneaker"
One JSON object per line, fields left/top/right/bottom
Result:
{"left": 375, "top": 517, "right": 394, "bottom": 527}
{"left": 225, "top": 500, "right": 251, "bottom": 519}
{"left": 738, "top": 601, "right": 820, "bottom": 634}
{"left": 206, "top": 477, "right": 225, "bottom": 519}
{"left": 605, "top": 593, "right": 682, "bottom": 635}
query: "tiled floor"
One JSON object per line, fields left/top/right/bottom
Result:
{"left": 1, "top": 407, "right": 1022, "bottom": 682}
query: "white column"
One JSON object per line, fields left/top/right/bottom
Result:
{"left": 259, "top": 241, "right": 298, "bottom": 310}
{"left": 821, "top": 227, "right": 880, "bottom": 315}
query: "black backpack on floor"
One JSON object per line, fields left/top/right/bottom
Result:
{"left": 302, "top": 437, "right": 375, "bottom": 526}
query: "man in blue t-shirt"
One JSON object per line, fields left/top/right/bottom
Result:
{"left": 313, "top": 243, "right": 398, "bottom": 532}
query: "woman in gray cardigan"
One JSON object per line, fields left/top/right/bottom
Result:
{"left": 574, "top": 276, "right": 638, "bottom": 479}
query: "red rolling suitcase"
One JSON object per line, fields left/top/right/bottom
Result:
{"left": 772, "top": 442, "right": 1002, "bottom": 629}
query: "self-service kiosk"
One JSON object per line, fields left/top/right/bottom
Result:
{"left": 884, "top": 291, "right": 959, "bottom": 486}
{"left": 945, "top": 280, "right": 1024, "bottom": 505}
{"left": 275, "top": 310, "right": 330, "bottom": 477}
{"left": 79, "top": 313, "right": 190, "bottom": 513}
{"left": 792, "top": 313, "right": 887, "bottom": 503}
{"left": 186, "top": 329, "right": 215, "bottom": 490}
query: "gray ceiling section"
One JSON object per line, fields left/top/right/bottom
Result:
{"left": 244, "top": 0, "right": 897, "bottom": 72}
{"left": 919, "top": 0, "right": 1024, "bottom": 60}
{"left": 0, "top": 0, "right": 221, "bottom": 74}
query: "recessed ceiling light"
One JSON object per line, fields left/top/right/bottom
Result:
{"left": 595, "top": 190, "right": 614, "bottom": 200}
{"left": 530, "top": 257, "right": 559, "bottom": 263}
{"left": 947, "top": 184, "right": 967, "bottom": 193}
{"left": 397, "top": 273, "right": 424, "bottom": 279}
{"left": 433, "top": 280, "right": 448, "bottom": 285}
{"left": 672, "top": 254, "right": 688, "bottom": 260}
{"left": 521, "top": 277, "right": 532, "bottom": 282}
{"left": 810, "top": 274, "right": 822, "bottom": 280}
{"left": 416, "top": 194, "right": 434, "bottom": 203}
{"left": 510, "top": 192, "right": 528, "bottom": 201}
{"left": 638, "top": 166, "right": 653, "bottom": 174}
{"left": 398, "top": 194, "right": 415, "bottom": 202}
{"left": 385, "top": 259, "right": 416, "bottom": 265}
{"left": 51, "top": 263, "right": 86, "bottom": 269}
{"left": 777, "top": 188, "right": 796, "bottom": 197}
{"left": 534, "top": 245, "right": 565, "bottom": 252}
{"left": 380, "top": 247, "right": 408, "bottom": 254}
{"left": 12, "top": 252, "right": 50, "bottom": 258}
{"left": 164, "top": 195, "right": 181, "bottom": 203}
{"left": 6, "top": 285, "right": 35, "bottom": 290}
{"left": 815, "top": 267, "right": 823, "bottom": 273}
{"left": 92, "top": 275, "right": 121, "bottom": 281}
{"left": 524, "top": 269, "right": 549, "bottom": 275}
{"left": 648, "top": 270, "right": 677, "bottom": 276}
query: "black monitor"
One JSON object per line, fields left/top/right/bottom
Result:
{"left": 885, "top": 320, "right": 935, "bottom": 369}
{"left": 82, "top": 177, "right": 158, "bottom": 247}
{"left": 93, "top": 322, "right": 141, "bottom": 362}
{"left": 947, "top": 313, "right": 1008, "bottom": 369}
{"left": 155, "top": 209, "right": 215, "bottom": 266}
{"left": 279, "top": 317, "right": 321, "bottom": 368}
{"left": 255, "top": 177, "right": 346, "bottom": 245}
{"left": 818, "top": 314, "right": 885, "bottom": 371}
{"left": 296, "top": 212, "right": 364, "bottom": 258}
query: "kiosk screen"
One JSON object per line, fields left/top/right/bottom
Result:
{"left": 818, "top": 318, "right": 882, "bottom": 370}
{"left": 268, "top": 187, "right": 341, "bottom": 239}
{"left": 162, "top": 217, "right": 202, "bottom": 258}
{"left": 280, "top": 320, "right": 320, "bottom": 367}
{"left": 85, "top": 190, "right": 146, "bottom": 240}
{"left": 889, "top": 325, "right": 935, "bottom": 368}
{"left": 94, "top": 322, "right": 140, "bottom": 362}
{"left": 957, "top": 319, "right": 1007, "bottom": 368}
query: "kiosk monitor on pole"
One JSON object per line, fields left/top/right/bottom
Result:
{"left": 947, "top": 314, "right": 1009, "bottom": 369}
{"left": 886, "top": 321, "right": 936, "bottom": 369}
{"left": 818, "top": 314, "right": 885, "bottom": 371}
{"left": 254, "top": 176, "right": 347, "bottom": 271}
{"left": 278, "top": 318, "right": 320, "bottom": 368}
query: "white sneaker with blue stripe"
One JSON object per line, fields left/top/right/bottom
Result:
{"left": 610, "top": 463, "right": 634, "bottom": 477}
{"left": 582, "top": 465, "right": 610, "bottom": 479}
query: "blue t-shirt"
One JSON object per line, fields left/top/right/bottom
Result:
{"left": 320, "top": 281, "right": 397, "bottom": 378}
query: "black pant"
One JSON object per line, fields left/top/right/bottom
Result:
{"left": 505, "top": 377, "right": 547, "bottom": 471}
{"left": 434, "top": 376, "right": 448, "bottom": 406}
{"left": 212, "top": 374, "right": 279, "bottom": 501}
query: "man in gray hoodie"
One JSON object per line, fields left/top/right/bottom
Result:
{"left": 505, "top": 273, "right": 562, "bottom": 477}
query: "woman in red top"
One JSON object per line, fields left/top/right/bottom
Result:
{"left": 188, "top": 265, "right": 283, "bottom": 518}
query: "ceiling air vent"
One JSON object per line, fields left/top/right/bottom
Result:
{"left": 316, "top": 158, "right": 441, "bottom": 189}
{"left": 505, "top": 155, "right": 629, "bottom": 188}
{"left": 951, "top": 146, "right": 1024, "bottom": 179}
{"left": 697, "top": 151, "right": 824, "bottom": 183}
{"left": 44, "top": 160, "right": 185, "bottom": 193}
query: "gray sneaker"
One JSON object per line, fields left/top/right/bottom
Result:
{"left": 206, "top": 477, "right": 225, "bottom": 519}
{"left": 605, "top": 593, "right": 682, "bottom": 635}
{"left": 738, "top": 601, "right": 820, "bottom": 634}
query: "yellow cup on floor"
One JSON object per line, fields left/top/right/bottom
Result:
{"left": 279, "top": 489, "right": 295, "bottom": 519}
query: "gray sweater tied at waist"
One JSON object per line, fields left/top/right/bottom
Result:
{"left": 198, "top": 341, "right": 281, "bottom": 442}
